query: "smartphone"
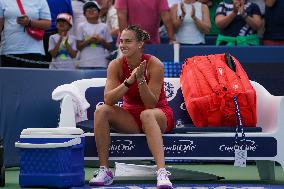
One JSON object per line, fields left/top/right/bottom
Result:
{"left": 17, "top": 16, "right": 26, "bottom": 20}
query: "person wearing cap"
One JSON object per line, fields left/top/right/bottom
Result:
{"left": 48, "top": 13, "right": 78, "bottom": 69}
{"left": 43, "top": 0, "right": 73, "bottom": 62}
{"left": 76, "top": 1, "right": 113, "bottom": 69}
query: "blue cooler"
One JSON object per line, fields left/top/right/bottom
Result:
{"left": 15, "top": 128, "right": 85, "bottom": 188}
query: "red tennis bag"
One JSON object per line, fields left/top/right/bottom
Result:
{"left": 180, "top": 53, "right": 257, "bottom": 127}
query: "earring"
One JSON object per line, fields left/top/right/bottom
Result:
{"left": 138, "top": 46, "right": 142, "bottom": 49}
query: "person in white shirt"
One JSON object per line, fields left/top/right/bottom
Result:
{"left": 76, "top": 1, "right": 113, "bottom": 69}
{"left": 172, "top": 0, "right": 211, "bottom": 45}
{"left": 49, "top": 13, "right": 77, "bottom": 69}
{"left": 100, "top": 0, "right": 119, "bottom": 37}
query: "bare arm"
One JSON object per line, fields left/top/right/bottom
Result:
{"left": 161, "top": 10, "right": 176, "bottom": 43}
{"left": 29, "top": 19, "right": 51, "bottom": 30}
{"left": 192, "top": 4, "right": 211, "bottom": 34}
{"left": 215, "top": 1, "right": 239, "bottom": 29}
{"left": 136, "top": 57, "right": 164, "bottom": 109}
{"left": 243, "top": 14, "right": 262, "bottom": 31}
{"left": 17, "top": 16, "right": 51, "bottom": 30}
{"left": 104, "top": 59, "right": 137, "bottom": 105}
{"left": 77, "top": 39, "right": 92, "bottom": 51}
{"left": 98, "top": 38, "right": 112, "bottom": 51}
{"left": 265, "top": 0, "right": 276, "bottom": 7}
{"left": 171, "top": 3, "right": 183, "bottom": 31}
{"left": 49, "top": 37, "right": 63, "bottom": 58}
{"left": 64, "top": 39, "right": 77, "bottom": 59}
{"left": 215, "top": 11, "right": 237, "bottom": 29}
{"left": 117, "top": 9, "right": 128, "bottom": 33}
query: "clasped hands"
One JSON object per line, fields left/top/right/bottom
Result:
{"left": 126, "top": 60, "right": 146, "bottom": 85}
{"left": 58, "top": 31, "right": 70, "bottom": 47}
{"left": 233, "top": 0, "right": 246, "bottom": 16}
{"left": 88, "top": 35, "right": 103, "bottom": 44}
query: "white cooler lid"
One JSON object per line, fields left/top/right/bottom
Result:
{"left": 21, "top": 127, "right": 84, "bottom": 135}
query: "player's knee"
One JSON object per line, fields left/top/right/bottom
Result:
{"left": 140, "top": 109, "right": 155, "bottom": 123}
{"left": 94, "top": 104, "right": 113, "bottom": 119}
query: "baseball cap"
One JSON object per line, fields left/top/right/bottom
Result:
{"left": 56, "top": 13, "right": 73, "bottom": 26}
{"left": 83, "top": 1, "right": 101, "bottom": 13}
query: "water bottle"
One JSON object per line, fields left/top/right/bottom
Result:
{"left": 175, "top": 119, "right": 184, "bottom": 128}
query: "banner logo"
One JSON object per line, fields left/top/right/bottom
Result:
{"left": 164, "top": 139, "right": 196, "bottom": 154}
{"left": 110, "top": 139, "right": 135, "bottom": 154}
{"left": 219, "top": 139, "right": 258, "bottom": 152}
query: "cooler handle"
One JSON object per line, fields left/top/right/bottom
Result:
{"left": 15, "top": 137, "right": 81, "bottom": 148}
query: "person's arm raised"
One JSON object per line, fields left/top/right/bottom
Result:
{"left": 104, "top": 59, "right": 136, "bottom": 105}
{"left": 192, "top": 4, "right": 211, "bottom": 34}
{"left": 137, "top": 57, "right": 164, "bottom": 109}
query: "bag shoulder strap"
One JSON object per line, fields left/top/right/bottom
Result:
{"left": 16, "top": 0, "right": 26, "bottom": 15}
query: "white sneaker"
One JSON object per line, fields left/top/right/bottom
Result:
{"left": 156, "top": 168, "right": 173, "bottom": 189}
{"left": 89, "top": 166, "right": 113, "bottom": 186}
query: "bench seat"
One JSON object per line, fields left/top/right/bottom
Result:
{"left": 53, "top": 77, "right": 284, "bottom": 181}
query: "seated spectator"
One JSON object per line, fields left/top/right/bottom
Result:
{"left": 0, "top": 0, "right": 51, "bottom": 68}
{"left": 49, "top": 13, "right": 77, "bottom": 69}
{"left": 76, "top": 1, "right": 113, "bottom": 69}
{"left": 215, "top": 0, "right": 262, "bottom": 46}
{"left": 100, "top": 0, "right": 119, "bottom": 37}
{"left": 262, "top": 0, "right": 284, "bottom": 45}
{"left": 172, "top": 0, "right": 211, "bottom": 45}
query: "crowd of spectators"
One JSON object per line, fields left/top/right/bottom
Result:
{"left": 0, "top": 0, "right": 283, "bottom": 68}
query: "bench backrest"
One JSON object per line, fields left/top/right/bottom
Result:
{"left": 85, "top": 78, "right": 191, "bottom": 125}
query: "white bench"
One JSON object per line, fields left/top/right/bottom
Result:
{"left": 53, "top": 78, "right": 284, "bottom": 181}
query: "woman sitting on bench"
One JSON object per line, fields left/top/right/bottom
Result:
{"left": 89, "top": 24, "right": 174, "bottom": 189}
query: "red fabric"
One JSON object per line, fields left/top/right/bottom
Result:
{"left": 121, "top": 54, "right": 174, "bottom": 133}
{"left": 16, "top": 0, "right": 44, "bottom": 40}
{"left": 114, "top": 0, "right": 170, "bottom": 44}
{"left": 180, "top": 54, "right": 257, "bottom": 127}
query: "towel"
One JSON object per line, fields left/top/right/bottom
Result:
{"left": 52, "top": 83, "right": 90, "bottom": 123}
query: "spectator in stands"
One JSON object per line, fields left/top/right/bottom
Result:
{"left": 172, "top": 0, "right": 211, "bottom": 45}
{"left": 248, "top": 0, "right": 265, "bottom": 37}
{"left": 100, "top": 0, "right": 119, "bottom": 37}
{"left": 89, "top": 25, "right": 174, "bottom": 188}
{"left": 49, "top": 13, "right": 77, "bottom": 69}
{"left": 44, "top": 0, "right": 73, "bottom": 62}
{"left": 0, "top": 0, "right": 51, "bottom": 68}
{"left": 199, "top": 0, "right": 222, "bottom": 35}
{"left": 262, "top": 0, "right": 284, "bottom": 45}
{"left": 215, "top": 0, "right": 262, "bottom": 46}
{"left": 115, "top": 0, "right": 176, "bottom": 44}
{"left": 70, "top": 0, "right": 86, "bottom": 37}
{"left": 76, "top": 1, "right": 113, "bottom": 69}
